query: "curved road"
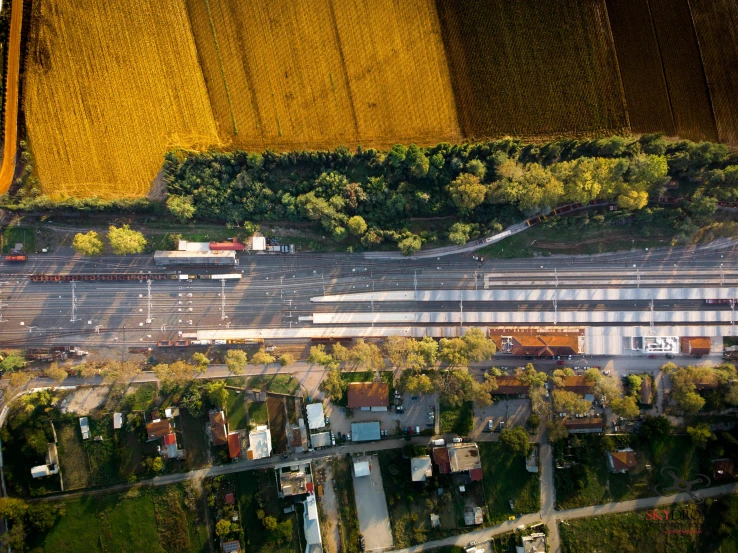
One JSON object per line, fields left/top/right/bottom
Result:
{"left": 0, "top": 0, "right": 22, "bottom": 195}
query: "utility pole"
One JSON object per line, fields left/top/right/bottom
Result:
{"left": 70, "top": 281, "right": 78, "bottom": 323}
{"left": 221, "top": 278, "right": 227, "bottom": 320}
{"left": 146, "top": 279, "right": 152, "bottom": 324}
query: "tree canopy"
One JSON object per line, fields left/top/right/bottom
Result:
{"left": 72, "top": 231, "right": 104, "bottom": 256}
{"left": 107, "top": 224, "right": 147, "bottom": 255}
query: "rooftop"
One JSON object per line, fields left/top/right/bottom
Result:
{"left": 463, "top": 506, "right": 483, "bottom": 526}
{"left": 228, "top": 432, "right": 241, "bottom": 459}
{"left": 311, "top": 432, "right": 331, "bottom": 448}
{"left": 354, "top": 460, "right": 371, "bottom": 477}
{"left": 713, "top": 458, "right": 735, "bottom": 480}
{"left": 448, "top": 443, "right": 482, "bottom": 474}
{"left": 492, "top": 377, "right": 530, "bottom": 395}
{"left": 411, "top": 456, "right": 433, "bottom": 481}
{"left": 210, "top": 411, "right": 228, "bottom": 446}
{"left": 280, "top": 467, "right": 309, "bottom": 496}
{"left": 306, "top": 403, "right": 325, "bottom": 430}
{"left": 681, "top": 336, "right": 711, "bottom": 356}
{"left": 248, "top": 425, "right": 273, "bottom": 460}
{"left": 432, "top": 447, "right": 451, "bottom": 474}
{"left": 564, "top": 417, "right": 603, "bottom": 432}
{"left": 347, "top": 382, "right": 389, "bottom": 408}
{"left": 351, "top": 421, "right": 381, "bottom": 442}
{"left": 146, "top": 419, "right": 172, "bottom": 441}
{"left": 521, "top": 533, "right": 547, "bottom": 553}
{"left": 608, "top": 449, "right": 637, "bottom": 472}
{"left": 221, "top": 540, "right": 242, "bottom": 553}
{"left": 559, "top": 376, "right": 596, "bottom": 394}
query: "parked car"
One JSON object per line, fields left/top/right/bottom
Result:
{"left": 452, "top": 437, "right": 463, "bottom": 443}
{"left": 557, "top": 360, "right": 566, "bottom": 365}
{"left": 411, "top": 396, "right": 419, "bottom": 401}
{"left": 396, "top": 405, "right": 404, "bottom": 414}
{"left": 488, "top": 420, "right": 494, "bottom": 431}
{"left": 648, "top": 354, "right": 657, "bottom": 359}
{"left": 665, "top": 354, "right": 675, "bottom": 359}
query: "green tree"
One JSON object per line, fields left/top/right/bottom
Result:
{"left": 153, "top": 360, "right": 200, "bottom": 386}
{"left": 552, "top": 390, "right": 591, "bottom": 415}
{"left": 448, "top": 222, "right": 473, "bottom": 246}
{"left": 405, "top": 144, "right": 429, "bottom": 178}
{"left": 278, "top": 353, "right": 295, "bottom": 367}
{"left": 0, "top": 350, "right": 26, "bottom": 373}
{"left": 528, "top": 413, "right": 541, "bottom": 432}
{"left": 447, "top": 173, "right": 487, "bottom": 212}
{"left": 516, "top": 364, "right": 548, "bottom": 388}
{"left": 44, "top": 363, "right": 68, "bottom": 383}
{"left": 216, "top": 519, "right": 232, "bottom": 537}
{"left": 308, "top": 345, "right": 334, "bottom": 367}
{"left": 626, "top": 374, "right": 643, "bottom": 395}
{"left": 275, "top": 519, "right": 293, "bottom": 544}
{"left": 192, "top": 352, "right": 210, "bottom": 371}
{"left": 583, "top": 368, "right": 602, "bottom": 383}
{"left": 403, "top": 374, "right": 435, "bottom": 395}
{"left": 640, "top": 416, "right": 672, "bottom": 440}
{"left": 547, "top": 419, "right": 569, "bottom": 443}
{"left": 347, "top": 339, "right": 384, "bottom": 371}
{"left": 207, "top": 381, "right": 228, "bottom": 409}
{"left": 27, "top": 502, "right": 65, "bottom": 532}
{"left": 166, "top": 195, "right": 196, "bottom": 222}
{"left": 319, "top": 367, "right": 346, "bottom": 401}
{"left": 8, "top": 371, "right": 31, "bottom": 388}
{"left": 72, "top": 231, "right": 104, "bottom": 256}
{"left": 180, "top": 386, "right": 203, "bottom": 414}
{"left": 439, "top": 328, "right": 496, "bottom": 366}
{"left": 610, "top": 395, "right": 640, "bottom": 419}
{"left": 466, "top": 159, "right": 487, "bottom": 179}
{"left": 0, "top": 498, "right": 28, "bottom": 521}
{"left": 347, "top": 215, "right": 368, "bottom": 236}
{"left": 263, "top": 516, "right": 278, "bottom": 531}
{"left": 398, "top": 234, "right": 422, "bottom": 256}
{"left": 687, "top": 424, "right": 714, "bottom": 448}
{"left": 225, "top": 350, "right": 248, "bottom": 375}
{"left": 251, "top": 348, "right": 276, "bottom": 366}
{"left": 499, "top": 426, "right": 531, "bottom": 457}
{"left": 107, "top": 224, "right": 147, "bottom": 255}
{"left": 144, "top": 456, "right": 163, "bottom": 472}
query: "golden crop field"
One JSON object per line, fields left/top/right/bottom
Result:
{"left": 23, "top": 0, "right": 220, "bottom": 199}
{"left": 185, "top": 0, "right": 460, "bottom": 151}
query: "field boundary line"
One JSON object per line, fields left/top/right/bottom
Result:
{"left": 0, "top": 0, "right": 23, "bottom": 195}
{"left": 203, "top": 0, "right": 238, "bottom": 136}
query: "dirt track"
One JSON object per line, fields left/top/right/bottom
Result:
{"left": 0, "top": 0, "right": 22, "bottom": 195}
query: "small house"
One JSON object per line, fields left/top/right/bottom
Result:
{"left": 353, "top": 459, "right": 371, "bottom": 478}
{"left": 306, "top": 403, "right": 326, "bottom": 430}
{"left": 491, "top": 377, "right": 530, "bottom": 397}
{"left": 607, "top": 449, "right": 637, "bottom": 473}
{"left": 411, "top": 456, "right": 433, "bottom": 481}
{"left": 221, "top": 541, "right": 242, "bottom": 553}
{"left": 228, "top": 432, "right": 241, "bottom": 460}
{"left": 247, "top": 425, "right": 272, "bottom": 460}
{"left": 350, "top": 421, "right": 381, "bottom": 442}
{"left": 713, "top": 458, "right": 735, "bottom": 481}
{"left": 564, "top": 417, "right": 603, "bottom": 434}
{"left": 146, "top": 419, "right": 172, "bottom": 441}
{"left": 518, "top": 533, "right": 546, "bottom": 553}
{"left": 210, "top": 410, "right": 228, "bottom": 446}
{"left": 463, "top": 506, "right": 484, "bottom": 526}
{"left": 113, "top": 413, "right": 123, "bottom": 430}
{"left": 79, "top": 417, "right": 91, "bottom": 440}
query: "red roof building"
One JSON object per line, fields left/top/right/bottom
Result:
{"left": 560, "top": 376, "right": 596, "bottom": 395}
{"left": 163, "top": 433, "right": 176, "bottom": 446}
{"left": 210, "top": 411, "right": 228, "bottom": 446}
{"left": 491, "top": 377, "right": 530, "bottom": 396}
{"left": 146, "top": 419, "right": 172, "bottom": 441}
{"left": 608, "top": 449, "right": 637, "bottom": 473}
{"left": 225, "top": 493, "right": 235, "bottom": 505}
{"left": 347, "top": 382, "right": 389, "bottom": 409}
{"left": 432, "top": 447, "right": 451, "bottom": 474}
{"left": 209, "top": 239, "right": 245, "bottom": 251}
{"left": 228, "top": 432, "right": 241, "bottom": 459}
{"left": 713, "top": 458, "right": 735, "bottom": 481}
{"left": 489, "top": 330, "right": 582, "bottom": 357}
{"left": 680, "top": 337, "right": 711, "bottom": 357}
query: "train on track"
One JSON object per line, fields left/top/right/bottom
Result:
{"left": 29, "top": 272, "right": 242, "bottom": 282}
{"left": 157, "top": 338, "right": 263, "bottom": 347}
{"left": 5, "top": 254, "right": 27, "bottom": 262}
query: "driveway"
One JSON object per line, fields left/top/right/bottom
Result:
{"left": 352, "top": 455, "right": 393, "bottom": 552}
{"left": 326, "top": 393, "right": 438, "bottom": 437}
{"left": 470, "top": 398, "right": 530, "bottom": 440}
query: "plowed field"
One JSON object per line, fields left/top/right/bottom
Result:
{"left": 605, "top": 0, "right": 675, "bottom": 135}
{"left": 437, "top": 0, "right": 628, "bottom": 138}
{"left": 690, "top": 0, "right": 738, "bottom": 146}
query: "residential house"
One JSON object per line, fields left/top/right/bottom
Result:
{"left": 564, "top": 418, "right": 603, "bottom": 434}
{"left": 640, "top": 378, "right": 652, "bottom": 405}
{"left": 279, "top": 463, "right": 313, "bottom": 497}
{"left": 433, "top": 443, "right": 482, "bottom": 481}
{"left": 31, "top": 443, "right": 59, "bottom": 479}
{"left": 491, "top": 377, "right": 530, "bottom": 397}
{"left": 228, "top": 432, "right": 241, "bottom": 460}
{"left": 518, "top": 533, "right": 546, "bottom": 553}
{"left": 411, "top": 456, "right": 433, "bottom": 482}
{"left": 146, "top": 418, "right": 172, "bottom": 441}
{"left": 559, "top": 376, "right": 595, "bottom": 396}
{"left": 247, "top": 425, "right": 273, "bottom": 460}
{"left": 713, "top": 458, "right": 735, "bottom": 481}
{"left": 303, "top": 493, "right": 323, "bottom": 553}
{"left": 210, "top": 410, "right": 228, "bottom": 446}
{"left": 351, "top": 421, "right": 381, "bottom": 442}
{"left": 347, "top": 382, "right": 389, "bottom": 411}
{"left": 306, "top": 403, "right": 326, "bottom": 430}
{"left": 163, "top": 433, "right": 178, "bottom": 459}
{"left": 463, "top": 506, "right": 484, "bottom": 526}
{"left": 607, "top": 449, "right": 637, "bottom": 473}
{"left": 311, "top": 432, "right": 331, "bottom": 448}
{"left": 113, "top": 413, "right": 123, "bottom": 430}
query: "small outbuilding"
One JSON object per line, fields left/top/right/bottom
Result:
{"left": 306, "top": 403, "right": 326, "bottom": 430}
{"left": 353, "top": 459, "right": 371, "bottom": 478}
{"left": 411, "top": 456, "right": 433, "bottom": 481}
{"left": 351, "top": 422, "right": 381, "bottom": 442}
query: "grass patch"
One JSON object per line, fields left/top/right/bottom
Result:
{"left": 247, "top": 401, "right": 268, "bottom": 426}
{"left": 478, "top": 443, "right": 540, "bottom": 524}
{"left": 378, "top": 448, "right": 461, "bottom": 547}
{"left": 554, "top": 435, "right": 610, "bottom": 509}
{"left": 124, "top": 383, "right": 157, "bottom": 412}
{"left": 56, "top": 422, "right": 91, "bottom": 490}
{"left": 235, "top": 470, "right": 298, "bottom": 553}
{"left": 0, "top": 226, "right": 36, "bottom": 253}
{"left": 226, "top": 389, "right": 249, "bottom": 430}
{"left": 478, "top": 210, "right": 683, "bottom": 259}
{"left": 559, "top": 495, "right": 738, "bottom": 552}
{"left": 332, "top": 455, "right": 362, "bottom": 553}
{"left": 29, "top": 485, "right": 208, "bottom": 553}
{"left": 246, "top": 374, "right": 300, "bottom": 396}
{"left": 179, "top": 410, "right": 209, "bottom": 469}
{"left": 439, "top": 402, "right": 473, "bottom": 435}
